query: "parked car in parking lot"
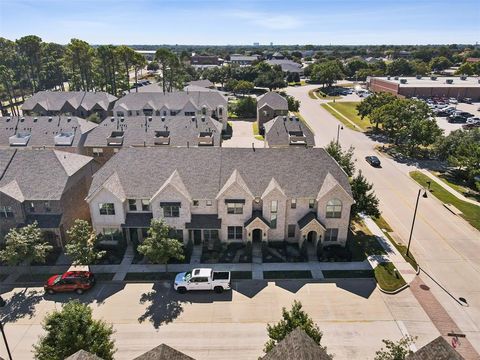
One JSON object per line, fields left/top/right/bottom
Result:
{"left": 461, "top": 98, "right": 473, "bottom": 104}
{"left": 448, "top": 115, "right": 468, "bottom": 123}
{"left": 454, "top": 111, "right": 474, "bottom": 118}
{"left": 365, "top": 155, "right": 381, "bottom": 167}
{"left": 449, "top": 98, "right": 458, "bottom": 104}
{"left": 44, "top": 271, "right": 95, "bottom": 295}
{"left": 434, "top": 107, "right": 455, "bottom": 117}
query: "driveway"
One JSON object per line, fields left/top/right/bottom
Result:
{"left": 0, "top": 279, "right": 438, "bottom": 360}
{"left": 222, "top": 120, "right": 265, "bottom": 148}
{"left": 286, "top": 85, "right": 480, "bottom": 355}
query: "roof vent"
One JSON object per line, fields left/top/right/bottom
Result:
{"left": 148, "top": 116, "right": 152, "bottom": 121}
{"left": 446, "top": 79, "right": 453, "bottom": 84}
{"left": 198, "top": 131, "right": 214, "bottom": 146}
{"left": 283, "top": 116, "right": 287, "bottom": 121}
{"left": 111, "top": 117, "right": 115, "bottom": 122}
{"left": 387, "top": 76, "right": 391, "bottom": 80}
{"left": 67, "top": 117, "right": 71, "bottom": 122}
{"left": 6, "top": 117, "right": 10, "bottom": 122}
{"left": 161, "top": 116, "right": 165, "bottom": 121}
{"left": 20, "top": 117, "right": 25, "bottom": 122}
{"left": 430, "top": 76, "right": 437, "bottom": 80}
{"left": 154, "top": 130, "right": 170, "bottom": 145}
{"left": 191, "top": 116, "right": 196, "bottom": 122}
{"left": 400, "top": 79, "right": 407, "bottom": 84}
{"left": 201, "top": 116, "right": 205, "bottom": 122}
{"left": 48, "top": 117, "right": 52, "bottom": 121}
{"left": 394, "top": 76, "right": 399, "bottom": 80}
{"left": 33, "top": 117, "right": 38, "bottom": 122}
{"left": 460, "top": 75, "right": 467, "bottom": 80}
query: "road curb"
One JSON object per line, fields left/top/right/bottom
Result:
{"left": 377, "top": 282, "right": 410, "bottom": 295}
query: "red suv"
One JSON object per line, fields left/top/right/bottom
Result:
{"left": 44, "top": 271, "right": 95, "bottom": 295}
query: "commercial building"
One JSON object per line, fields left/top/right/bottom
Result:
{"left": 366, "top": 76, "right": 480, "bottom": 100}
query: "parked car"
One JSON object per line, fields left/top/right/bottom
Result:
{"left": 453, "top": 111, "right": 474, "bottom": 118}
{"left": 449, "top": 98, "right": 458, "bottom": 104}
{"left": 365, "top": 155, "right": 381, "bottom": 167}
{"left": 448, "top": 115, "right": 468, "bottom": 123}
{"left": 466, "top": 117, "right": 480, "bottom": 124}
{"left": 174, "top": 268, "right": 231, "bottom": 293}
{"left": 434, "top": 107, "right": 455, "bottom": 117}
{"left": 461, "top": 97, "right": 473, "bottom": 104}
{"left": 462, "top": 123, "right": 480, "bottom": 130}
{"left": 44, "top": 271, "right": 95, "bottom": 295}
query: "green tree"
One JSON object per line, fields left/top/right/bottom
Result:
{"left": 33, "top": 300, "right": 116, "bottom": 360}
{"left": 155, "top": 48, "right": 178, "bottom": 92}
{"left": 233, "top": 80, "right": 254, "bottom": 95}
{"left": 137, "top": 219, "right": 184, "bottom": 268}
{"left": 455, "top": 62, "right": 476, "bottom": 75}
{"left": 374, "top": 336, "right": 416, "bottom": 360}
{"left": 116, "top": 45, "right": 137, "bottom": 93}
{"left": 147, "top": 61, "right": 159, "bottom": 71}
{"left": 436, "top": 128, "right": 480, "bottom": 185}
{"left": 40, "top": 42, "right": 65, "bottom": 91}
{"left": 310, "top": 60, "right": 344, "bottom": 87}
{"left": 0, "top": 222, "right": 53, "bottom": 267}
{"left": 132, "top": 52, "right": 147, "bottom": 93}
{"left": 233, "top": 96, "right": 257, "bottom": 118}
{"left": 264, "top": 300, "right": 329, "bottom": 356}
{"left": 386, "top": 59, "right": 414, "bottom": 76}
{"left": 356, "top": 92, "right": 396, "bottom": 128}
{"left": 325, "top": 140, "right": 356, "bottom": 177}
{"left": 429, "top": 56, "right": 452, "bottom": 72}
{"left": 63, "top": 38, "right": 96, "bottom": 91}
{"left": 254, "top": 63, "right": 285, "bottom": 90}
{"left": 95, "top": 45, "right": 119, "bottom": 95}
{"left": 411, "top": 60, "right": 429, "bottom": 75}
{"left": 350, "top": 170, "right": 381, "bottom": 219}
{"left": 65, "top": 219, "right": 106, "bottom": 265}
{"left": 345, "top": 59, "right": 369, "bottom": 78}
{"left": 16, "top": 35, "right": 43, "bottom": 92}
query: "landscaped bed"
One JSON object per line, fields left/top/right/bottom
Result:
{"left": 346, "top": 222, "right": 387, "bottom": 261}
{"left": 321, "top": 101, "right": 375, "bottom": 132}
{"left": 201, "top": 243, "right": 251, "bottom": 263}
{"left": 263, "top": 271, "right": 312, "bottom": 279}
{"left": 410, "top": 171, "right": 480, "bottom": 231}
{"left": 262, "top": 241, "right": 307, "bottom": 263}
{"left": 374, "top": 262, "right": 406, "bottom": 292}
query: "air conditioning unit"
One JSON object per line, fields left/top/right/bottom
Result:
{"left": 460, "top": 75, "right": 467, "bottom": 80}
{"left": 430, "top": 76, "right": 437, "bottom": 80}
{"left": 446, "top": 79, "right": 453, "bottom": 84}
{"left": 416, "top": 75, "right": 422, "bottom": 79}
{"left": 400, "top": 79, "right": 407, "bottom": 84}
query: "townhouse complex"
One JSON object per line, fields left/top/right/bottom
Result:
{"left": 86, "top": 147, "right": 352, "bottom": 250}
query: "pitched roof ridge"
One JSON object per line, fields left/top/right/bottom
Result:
{"left": 0, "top": 179, "right": 25, "bottom": 202}
{"left": 262, "top": 177, "right": 286, "bottom": 198}
{"left": 53, "top": 150, "right": 93, "bottom": 177}
{"left": 216, "top": 168, "right": 253, "bottom": 199}
{"left": 152, "top": 169, "right": 192, "bottom": 201}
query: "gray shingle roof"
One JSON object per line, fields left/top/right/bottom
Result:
{"left": 187, "top": 79, "right": 214, "bottom": 88}
{"left": 266, "top": 59, "right": 303, "bottom": 73}
{"left": 83, "top": 116, "right": 222, "bottom": 147}
{"left": 88, "top": 147, "right": 351, "bottom": 201}
{"left": 186, "top": 214, "right": 222, "bottom": 229}
{"left": 122, "top": 212, "right": 153, "bottom": 228}
{"left": 406, "top": 336, "right": 464, "bottom": 360}
{"left": 133, "top": 343, "right": 195, "bottom": 360}
{"left": 257, "top": 92, "right": 288, "bottom": 111}
{"left": 22, "top": 91, "right": 117, "bottom": 112}
{"left": 0, "top": 149, "right": 16, "bottom": 179}
{"left": 0, "top": 149, "right": 93, "bottom": 201}
{"left": 230, "top": 55, "right": 259, "bottom": 62}
{"left": 114, "top": 91, "right": 227, "bottom": 112}
{"left": 65, "top": 350, "right": 103, "bottom": 360}
{"left": 264, "top": 115, "right": 315, "bottom": 147}
{"left": 0, "top": 116, "right": 97, "bottom": 149}
{"left": 261, "top": 328, "right": 332, "bottom": 360}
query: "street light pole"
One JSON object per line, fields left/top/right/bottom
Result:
{"left": 336, "top": 124, "right": 343, "bottom": 146}
{"left": 406, "top": 188, "right": 426, "bottom": 258}
{"left": 0, "top": 321, "right": 12, "bottom": 360}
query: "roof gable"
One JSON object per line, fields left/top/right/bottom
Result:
{"left": 261, "top": 177, "right": 286, "bottom": 199}
{"left": 216, "top": 169, "right": 254, "bottom": 200}
{"left": 316, "top": 172, "right": 353, "bottom": 201}
{"left": 151, "top": 169, "right": 191, "bottom": 202}
{"left": 0, "top": 180, "right": 25, "bottom": 202}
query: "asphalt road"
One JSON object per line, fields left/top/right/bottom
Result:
{"left": 286, "top": 85, "right": 480, "bottom": 352}
{"left": 0, "top": 279, "right": 438, "bottom": 360}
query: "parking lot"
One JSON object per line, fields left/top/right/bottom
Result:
{"left": 0, "top": 279, "right": 440, "bottom": 360}
{"left": 434, "top": 101, "right": 480, "bottom": 134}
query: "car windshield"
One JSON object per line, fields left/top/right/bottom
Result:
{"left": 52, "top": 275, "right": 62, "bottom": 285}
{"left": 184, "top": 272, "right": 192, "bottom": 281}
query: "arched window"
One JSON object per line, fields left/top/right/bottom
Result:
{"left": 326, "top": 199, "right": 342, "bottom": 218}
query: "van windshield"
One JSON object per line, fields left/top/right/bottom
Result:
{"left": 184, "top": 272, "right": 192, "bottom": 281}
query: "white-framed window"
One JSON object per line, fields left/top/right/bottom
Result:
{"left": 141, "top": 199, "right": 150, "bottom": 211}
{"left": 326, "top": 199, "right": 342, "bottom": 218}
{"left": 227, "top": 202, "right": 243, "bottom": 214}
{"left": 227, "top": 226, "right": 243, "bottom": 240}
{"left": 44, "top": 201, "right": 51, "bottom": 212}
{"left": 128, "top": 199, "right": 137, "bottom": 211}
{"left": 185, "top": 111, "right": 195, "bottom": 116}
{"left": 103, "top": 228, "right": 120, "bottom": 241}
{"left": 163, "top": 205, "right": 179, "bottom": 217}
{"left": 291, "top": 198, "right": 296, "bottom": 209}
{"left": 93, "top": 148, "right": 104, "bottom": 157}
{"left": 270, "top": 200, "right": 278, "bottom": 229}
{"left": 288, "top": 224, "right": 296, "bottom": 238}
{"left": 99, "top": 203, "right": 115, "bottom": 215}
{"left": 206, "top": 200, "right": 212, "bottom": 206}
{"left": 0, "top": 206, "right": 14, "bottom": 218}
{"left": 308, "top": 199, "right": 315, "bottom": 209}
{"left": 325, "top": 228, "right": 339, "bottom": 242}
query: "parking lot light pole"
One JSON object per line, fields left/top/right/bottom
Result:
{"left": 406, "top": 188, "right": 427, "bottom": 258}
{"left": 0, "top": 296, "right": 12, "bottom": 360}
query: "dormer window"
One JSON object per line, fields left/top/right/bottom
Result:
{"left": 154, "top": 131, "right": 170, "bottom": 145}
{"left": 9, "top": 133, "right": 31, "bottom": 146}
{"left": 198, "top": 132, "right": 213, "bottom": 146}
{"left": 107, "top": 131, "right": 124, "bottom": 146}
{"left": 54, "top": 131, "right": 75, "bottom": 146}
{"left": 288, "top": 130, "right": 307, "bottom": 145}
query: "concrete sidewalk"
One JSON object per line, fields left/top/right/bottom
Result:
{"left": 363, "top": 216, "right": 418, "bottom": 284}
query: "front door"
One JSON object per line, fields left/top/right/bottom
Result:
{"left": 193, "top": 230, "right": 202, "bottom": 245}
{"left": 129, "top": 228, "right": 139, "bottom": 244}
{"left": 307, "top": 231, "right": 317, "bottom": 243}
{"left": 252, "top": 229, "right": 262, "bottom": 243}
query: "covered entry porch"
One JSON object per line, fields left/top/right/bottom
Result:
{"left": 297, "top": 212, "right": 326, "bottom": 249}
{"left": 245, "top": 211, "right": 270, "bottom": 243}
{"left": 186, "top": 214, "right": 222, "bottom": 248}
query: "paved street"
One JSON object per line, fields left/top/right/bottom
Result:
{"left": 286, "top": 85, "right": 480, "bottom": 355}
{"left": 0, "top": 279, "right": 439, "bottom": 360}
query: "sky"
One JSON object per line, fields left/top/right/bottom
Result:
{"left": 0, "top": 0, "right": 479, "bottom": 45}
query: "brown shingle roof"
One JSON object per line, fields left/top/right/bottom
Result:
{"left": 406, "top": 336, "right": 464, "bottom": 360}
{"left": 133, "top": 344, "right": 195, "bottom": 360}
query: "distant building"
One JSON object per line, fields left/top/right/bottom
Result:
{"left": 190, "top": 55, "right": 220, "bottom": 66}
{"left": 253, "top": 42, "right": 260, "bottom": 47}
{"left": 266, "top": 59, "right": 303, "bottom": 76}
{"left": 264, "top": 115, "right": 315, "bottom": 148}
{"left": 466, "top": 57, "right": 480, "bottom": 63}
{"left": 0, "top": 149, "right": 96, "bottom": 245}
{"left": 366, "top": 76, "right": 480, "bottom": 100}
{"left": 230, "top": 54, "right": 260, "bottom": 66}
{"left": 22, "top": 91, "right": 117, "bottom": 120}
{"left": 0, "top": 116, "right": 96, "bottom": 153}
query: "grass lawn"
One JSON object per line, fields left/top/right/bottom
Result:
{"left": 231, "top": 271, "right": 253, "bottom": 280}
{"left": 372, "top": 217, "right": 418, "bottom": 271}
{"left": 374, "top": 262, "right": 406, "bottom": 292}
{"left": 347, "top": 222, "right": 387, "bottom": 261}
{"left": 124, "top": 272, "right": 177, "bottom": 281}
{"left": 324, "top": 102, "right": 374, "bottom": 132}
{"left": 321, "top": 103, "right": 357, "bottom": 131}
{"left": 263, "top": 271, "right": 312, "bottom": 279}
{"left": 323, "top": 270, "right": 374, "bottom": 278}
{"left": 410, "top": 171, "right": 480, "bottom": 231}
{"left": 431, "top": 171, "right": 480, "bottom": 202}
{"left": 252, "top": 122, "right": 264, "bottom": 140}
